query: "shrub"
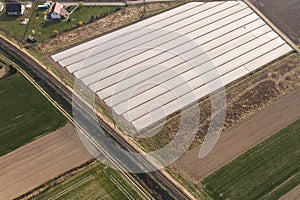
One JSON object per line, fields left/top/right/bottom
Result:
{"left": 52, "top": 30, "right": 59, "bottom": 37}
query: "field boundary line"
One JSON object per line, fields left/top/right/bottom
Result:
{"left": 109, "top": 174, "right": 135, "bottom": 200}
{"left": 244, "top": 0, "right": 300, "bottom": 54}
{"left": 0, "top": 53, "right": 153, "bottom": 200}
{"left": 49, "top": 175, "right": 95, "bottom": 200}
{"left": 0, "top": 54, "right": 73, "bottom": 123}
{"left": 0, "top": 32, "right": 197, "bottom": 200}
{"left": 264, "top": 172, "right": 300, "bottom": 199}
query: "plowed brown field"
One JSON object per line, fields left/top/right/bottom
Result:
{"left": 174, "top": 87, "right": 300, "bottom": 182}
{"left": 0, "top": 123, "right": 92, "bottom": 200}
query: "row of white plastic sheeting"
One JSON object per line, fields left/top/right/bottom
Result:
{"left": 52, "top": 1, "right": 292, "bottom": 130}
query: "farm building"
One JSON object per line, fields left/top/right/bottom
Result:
{"left": 48, "top": 2, "right": 67, "bottom": 20}
{"left": 52, "top": 1, "right": 293, "bottom": 131}
{"left": 6, "top": 2, "right": 25, "bottom": 15}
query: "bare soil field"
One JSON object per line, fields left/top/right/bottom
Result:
{"left": 280, "top": 184, "right": 300, "bottom": 200}
{"left": 173, "top": 86, "right": 300, "bottom": 182}
{"left": 252, "top": 0, "right": 300, "bottom": 45}
{"left": 0, "top": 123, "right": 92, "bottom": 200}
{"left": 169, "top": 53, "right": 300, "bottom": 182}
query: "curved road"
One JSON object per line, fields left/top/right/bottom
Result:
{"left": 0, "top": 35, "right": 195, "bottom": 200}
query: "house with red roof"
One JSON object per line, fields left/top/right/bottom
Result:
{"left": 48, "top": 2, "right": 67, "bottom": 20}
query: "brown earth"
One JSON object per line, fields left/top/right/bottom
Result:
{"left": 0, "top": 123, "right": 92, "bottom": 200}
{"left": 280, "top": 184, "right": 300, "bottom": 200}
{"left": 173, "top": 86, "right": 300, "bottom": 182}
{"left": 252, "top": 0, "right": 300, "bottom": 45}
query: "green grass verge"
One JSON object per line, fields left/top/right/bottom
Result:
{"left": 0, "top": 73, "right": 66, "bottom": 156}
{"left": 202, "top": 119, "right": 300, "bottom": 200}
{"left": 33, "top": 162, "right": 142, "bottom": 200}
{"left": 165, "top": 167, "right": 212, "bottom": 200}
{"left": 26, "top": 5, "right": 120, "bottom": 42}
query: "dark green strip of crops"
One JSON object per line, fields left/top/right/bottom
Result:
{"left": 0, "top": 73, "right": 66, "bottom": 156}
{"left": 202, "top": 119, "right": 300, "bottom": 200}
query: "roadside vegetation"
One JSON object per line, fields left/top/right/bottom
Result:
{"left": 0, "top": 73, "right": 66, "bottom": 156}
{"left": 32, "top": 162, "right": 142, "bottom": 200}
{"left": 202, "top": 119, "right": 300, "bottom": 200}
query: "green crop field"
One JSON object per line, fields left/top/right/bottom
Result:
{"left": 0, "top": 73, "right": 66, "bottom": 156}
{"left": 33, "top": 162, "right": 142, "bottom": 200}
{"left": 202, "top": 119, "right": 300, "bottom": 200}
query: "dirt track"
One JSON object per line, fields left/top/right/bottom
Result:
{"left": 173, "top": 87, "right": 300, "bottom": 182}
{"left": 0, "top": 123, "right": 92, "bottom": 200}
{"left": 280, "top": 184, "right": 300, "bottom": 200}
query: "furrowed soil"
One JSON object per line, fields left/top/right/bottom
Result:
{"left": 0, "top": 123, "right": 92, "bottom": 200}
{"left": 252, "top": 0, "right": 300, "bottom": 45}
{"left": 174, "top": 87, "right": 300, "bottom": 182}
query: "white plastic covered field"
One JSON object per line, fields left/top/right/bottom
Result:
{"left": 52, "top": 1, "right": 292, "bottom": 130}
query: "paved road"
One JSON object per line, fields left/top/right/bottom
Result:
{"left": 0, "top": 34, "right": 195, "bottom": 200}
{"left": 0, "top": 38, "right": 153, "bottom": 200}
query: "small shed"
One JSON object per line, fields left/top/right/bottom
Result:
{"left": 27, "top": 35, "right": 36, "bottom": 43}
